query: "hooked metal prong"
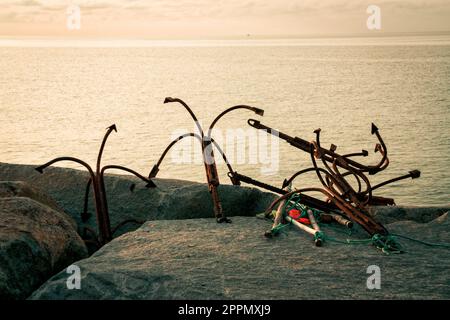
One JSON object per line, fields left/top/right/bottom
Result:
{"left": 371, "top": 123, "right": 379, "bottom": 135}
{"left": 148, "top": 164, "right": 160, "bottom": 179}
{"left": 164, "top": 97, "right": 178, "bottom": 104}
{"left": 410, "top": 170, "right": 421, "bottom": 179}
{"left": 37, "top": 126, "right": 152, "bottom": 248}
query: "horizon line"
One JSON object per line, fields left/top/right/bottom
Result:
{"left": 1, "top": 30, "right": 450, "bottom": 41}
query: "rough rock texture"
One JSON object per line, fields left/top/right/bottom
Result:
{"left": 0, "top": 162, "right": 277, "bottom": 235}
{"left": 0, "top": 197, "right": 88, "bottom": 300}
{"left": 30, "top": 214, "right": 450, "bottom": 300}
{"left": 368, "top": 205, "right": 450, "bottom": 224}
{"left": 0, "top": 180, "right": 67, "bottom": 218}
{"left": 2, "top": 163, "right": 449, "bottom": 300}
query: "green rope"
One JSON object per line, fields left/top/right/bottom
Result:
{"left": 390, "top": 233, "right": 450, "bottom": 248}
{"left": 264, "top": 208, "right": 291, "bottom": 236}
{"left": 314, "top": 231, "right": 325, "bottom": 242}
{"left": 283, "top": 194, "right": 305, "bottom": 216}
{"left": 282, "top": 194, "right": 406, "bottom": 254}
{"left": 371, "top": 234, "right": 404, "bottom": 254}
{"left": 266, "top": 193, "right": 450, "bottom": 254}
{"left": 270, "top": 221, "right": 291, "bottom": 236}
{"left": 283, "top": 193, "right": 321, "bottom": 222}
{"left": 317, "top": 232, "right": 403, "bottom": 254}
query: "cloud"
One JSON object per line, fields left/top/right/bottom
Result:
{"left": 0, "top": 11, "right": 18, "bottom": 23}
{"left": 1, "top": 0, "right": 449, "bottom": 36}
{"left": 3, "top": 0, "right": 450, "bottom": 19}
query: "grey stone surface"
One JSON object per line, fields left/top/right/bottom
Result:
{"left": 0, "top": 197, "right": 88, "bottom": 300}
{"left": 30, "top": 214, "right": 450, "bottom": 300}
{"left": 2, "top": 163, "right": 449, "bottom": 300}
{"left": 0, "top": 181, "right": 63, "bottom": 212}
{"left": 0, "top": 162, "right": 277, "bottom": 236}
{"left": 368, "top": 205, "right": 450, "bottom": 224}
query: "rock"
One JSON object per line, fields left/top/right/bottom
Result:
{"left": 0, "top": 180, "right": 64, "bottom": 213}
{"left": 0, "top": 163, "right": 277, "bottom": 236}
{"left": 0, "top": 197, "right": 88, "bottom": 300}
{"left": 429, "top": 211, "right": 449, "bottom": 225}
{"left": 30, "top": 215, "right": 450, "bottom": 300}
{"left": 368, "top": 206, "right": 450, "bottom": 224}
{"left": 0, "top": 181, "right": 78, "bottom": 233}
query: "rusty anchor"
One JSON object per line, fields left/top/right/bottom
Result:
{"left": 231, "top": 118, "right": 421, "bottom": 251}
{"left": 148, "top": 97, "right": 264, "bottom": 223}
{"left": 247, "top": 119, "right": 390, "bottom": 174}
{"left": 35, "top": 124, "right": 155, "bottom": 247}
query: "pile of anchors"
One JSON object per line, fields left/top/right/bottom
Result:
{"left": 35, "top": 97, "right": 421, "bottom": 253}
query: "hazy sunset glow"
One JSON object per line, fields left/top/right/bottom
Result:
{"left": 1, "top": 0, "right": 450, "bottom": 38}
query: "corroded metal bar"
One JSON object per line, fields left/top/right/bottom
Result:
{"left": 247, "top": 119, "right": 389, "bottom": 174}
{"left": 230, "top": 171, "right": 337, "bottom": 213}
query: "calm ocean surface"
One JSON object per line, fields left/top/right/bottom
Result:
{"left": 1, "top": 36, "right": 449, "bottom": 206}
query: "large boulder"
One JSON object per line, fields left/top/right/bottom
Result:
{"left": 0, "top": 162, "right": 277, "bottom": 235}
{"left": 0, "top": 180, "right": 65, "bottom": 216}
{"left": 0, "top": 197, "right": 88, "bottom": 300}
{"left": 30, "top": 214, "right": 450, "bottom": 300}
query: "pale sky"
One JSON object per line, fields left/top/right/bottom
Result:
{"left": 1, "top": 0, "right": 450, "bottom": 38}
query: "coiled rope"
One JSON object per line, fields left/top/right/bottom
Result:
{"left": 267, "top": 194, "right": 450, "bottom": 255}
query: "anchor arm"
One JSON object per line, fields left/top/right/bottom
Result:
{"left": 164, "top": 97, "right": 204, "bottom": 138}
{"left": 149, "top": 132, "right": 203, "bottom": 178}
{"left": 367, "top": 123, "right": 389, "bottom": 174}
{"left": 101, "top": 165, "right": 156, "bottom": 188}
{"left": 97, "top": 124, "right": 117, "bottom": 175}
{"left": 363, "top": 170, "right": 421, "bottom": 194}
{"left": 35, "top": 157, "right": 95, "bottom": 179}
{"left": 207, "top": 105, "right": 264, "bottom": 139}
